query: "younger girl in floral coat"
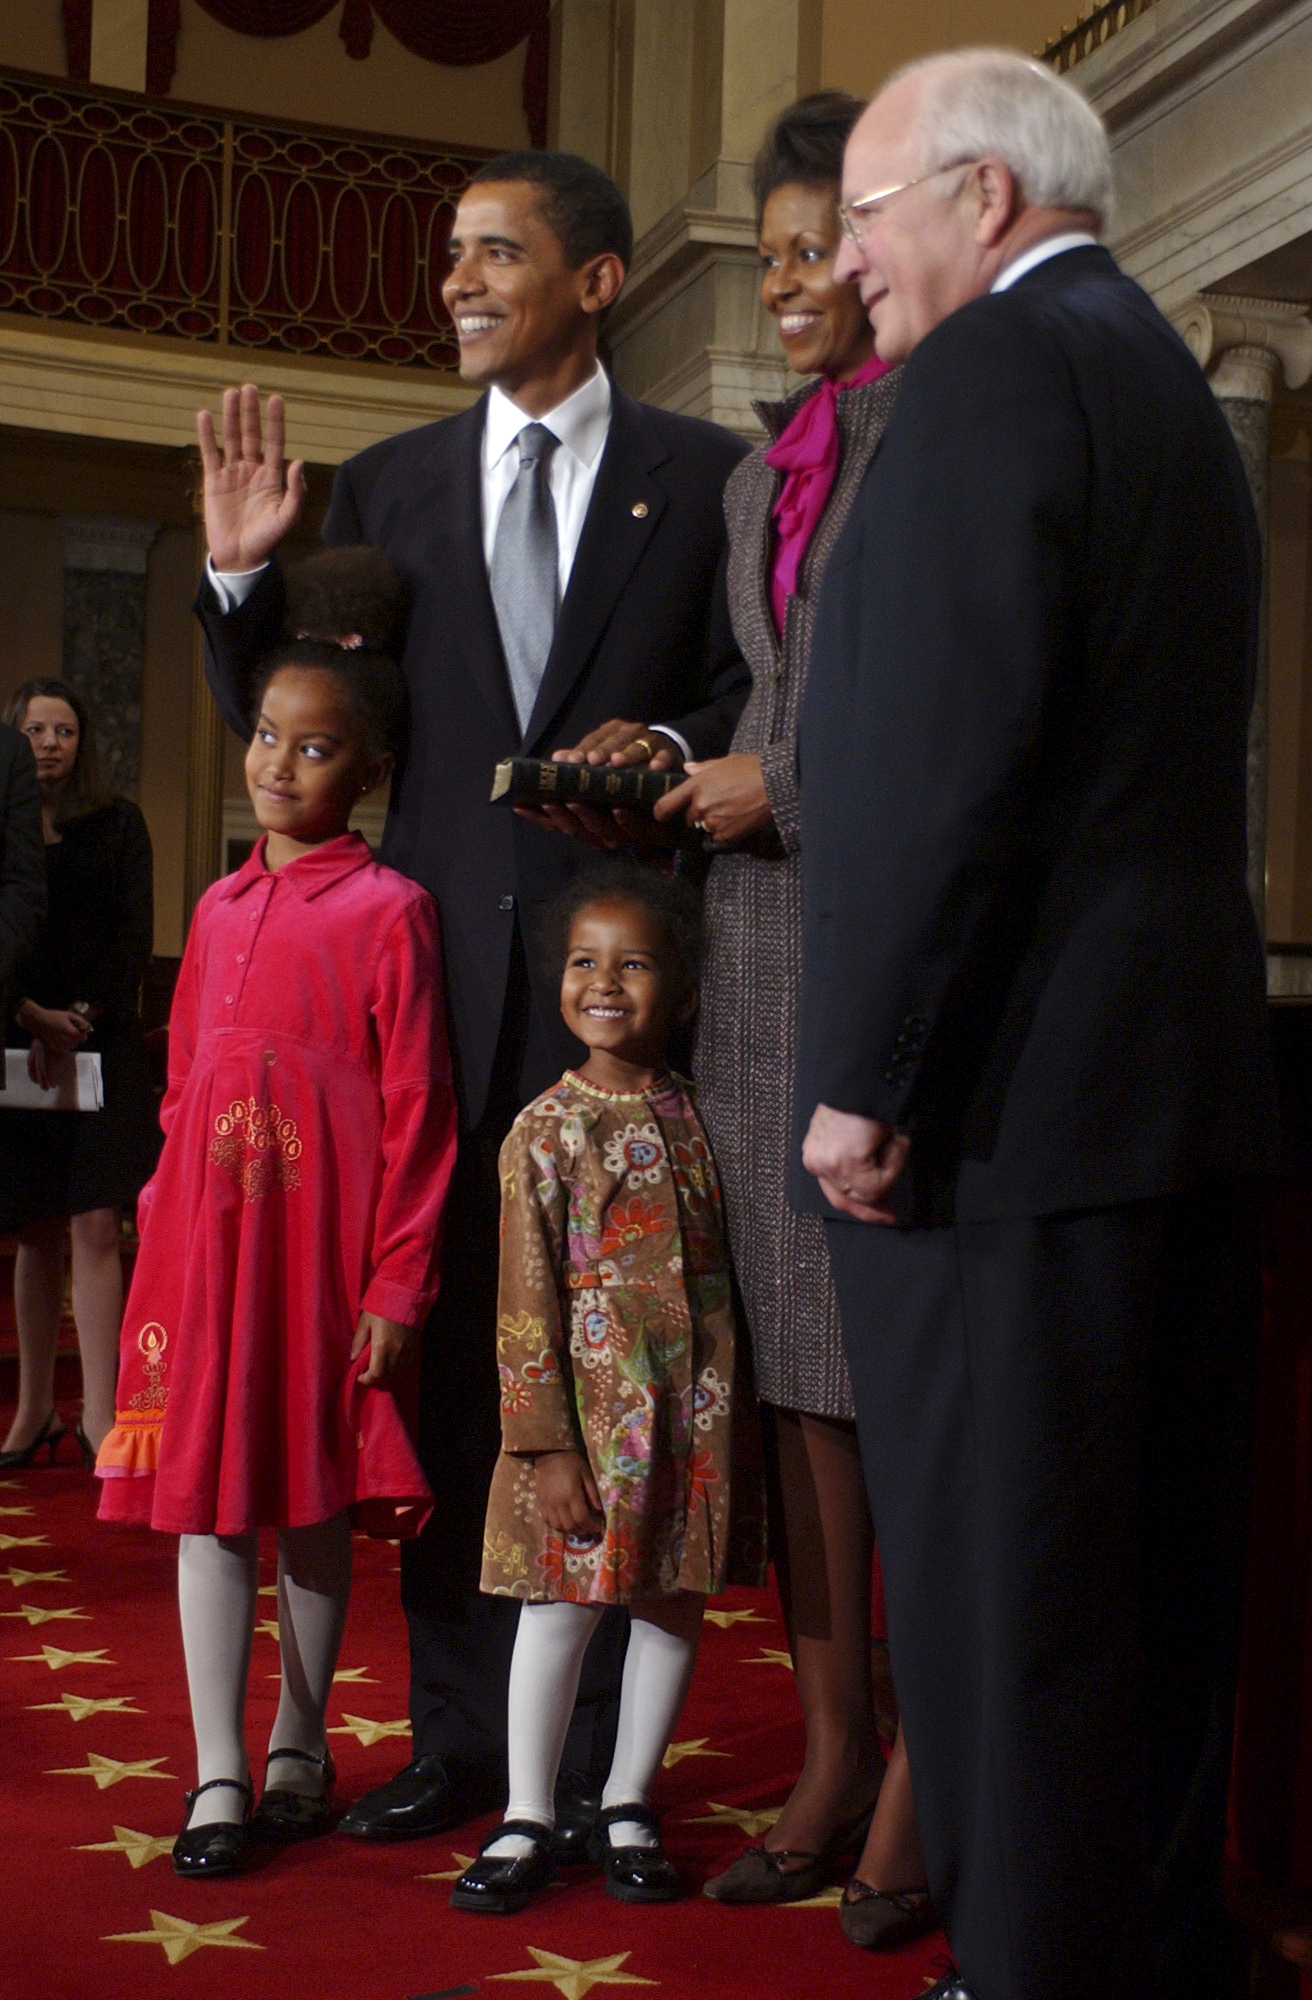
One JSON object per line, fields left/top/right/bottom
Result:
{"left": 454, "top": 861, "right": 759, "bottom": 1916}
{"left": 96, "top": 551, "right": 456, "bottom": 1879}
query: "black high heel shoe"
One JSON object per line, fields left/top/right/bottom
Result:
{"left": 0, "top": 1411, "right": 65, "bottom": 1471}
{"left": 73, "top": 1419, "right": 96, "bottom": 1471}
{"left": 172, "top": 1778, "right": 254, "bottom": 1877}
{"left": 251, "top": 1747, "right": 335, "bottom": 1842}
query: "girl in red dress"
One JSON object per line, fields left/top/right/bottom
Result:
{"left": 96, "top": 553, "right": 457, "bottom": 1878}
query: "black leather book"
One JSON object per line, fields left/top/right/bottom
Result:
{"left": 490, "top": 757, "right": 683, "bottom": 814}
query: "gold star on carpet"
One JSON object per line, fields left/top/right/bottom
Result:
{"left": 30, "top": 1692, "right": 144, "bottom": 1722}
{"left": 49, "top": 1752, "right": 174, "bottom": 1790}
{"left": 684, "top": 1801, "right": 782, "bottom": 1837}
{"left": 257, "top": 1582, "right": 279, "bottom": 1597}
{"left": 77, "top": 1825, "right": 175, "bottom": 1869}
{"left": 254, "top": 1618, "right": 280, "bottom": 1641}
{"left": 0, "top": 1505, "right": 35, "bottom": 1516}
{"left": 703, "top": 1608, "right": 770, "bottom": 1629}
{"left": 2, "top": 1566, "right": 66, "bottom": 1587}
{"left": 104, "top": 1909, "right": 262, "bottom": 1964}
{"left": 743, "top": 1648, "right": 794, "bottom": 1670}
{"left": 416, "top": 1851, "right": 477, "bottom": 1882}
{"left": 11, "top": 1644, "right": 112, "bottom": 1670}
{"left": 491, "top": 1948, "right": 657, "bottom": 1997}
{"left": 332, "top": 1665, "right": 378, "bottom": 1684}
{"left": 327, "top": 1713, "right": 410, "bottom": 1747}
{"left": 0, "top": 1533, "right": 48, "bottom": 1550}
{"left": 787, "top": 1884, "right": 846, "bottom": 1908}
{"left": 2, "top": 1602, "right": 90, "bottom": 1627}
{"left": 662, "top": 1738, "right": 730, "bottom": 1769}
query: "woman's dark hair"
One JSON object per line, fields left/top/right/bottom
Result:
{"left": 546, "top": 858, "right": 702, "bottom": 990}
{"left": 253, "top": 546, "right": 410, "bottom": 760}
{"left": 469, "top": 150, "right": 634, "bottom": 271}
{"left": 752, "top": 90, "right": 867, "bottom": 221}
{"left": 2, "top": 676, "right": 114, "bottom": 828}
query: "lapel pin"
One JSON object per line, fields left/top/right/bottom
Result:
{"left": 631, "top": 501, "right": 648, "bottom": 518}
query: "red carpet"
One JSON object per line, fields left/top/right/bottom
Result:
{"left": 2, "top": 1387, "right": 950, "bottom": 2000}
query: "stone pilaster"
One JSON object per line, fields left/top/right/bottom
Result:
{"left": 61, "top": 514, "right": 159, "bottom": 800}
{"left": 1174, "top": 295, "right": 1312, "bottom": 943}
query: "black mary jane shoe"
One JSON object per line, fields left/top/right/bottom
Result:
{"left": 592, "top": 1803, "right": 683, "bottom": 1904}
{"left": 251, "top": 1747, "right": 336, "bottom": 1843}
{"left": 552, "top": 1772, "right": 602, "bottom": 1863}
{"left": 172, "top": 1777, "right": 254, "bottom": 1878}
{"left": 450, "top": 1819, "right": 555, "bottom": 1915}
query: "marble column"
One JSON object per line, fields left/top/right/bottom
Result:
{"left": 61, "top": 514, "right": 159, "bottom": 800}
{"left": 184, "top": 511, "right": 226, "bottom": 925}
{"left": 1174, "top": 295, "right": 1312, "bottom": 939}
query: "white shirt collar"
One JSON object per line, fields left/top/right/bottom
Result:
{"left": 484, "top": 363, "right": 612, "bottom": 472}
{"left": 991, "top": 231, "right": 1100, "bottom": 294}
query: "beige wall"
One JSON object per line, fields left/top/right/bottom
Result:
{"left": 819, "top": 0, "right": 1067, "bottom": 96}
{"left": 0, "top": 3, "right": 66, "bottom": 78}
{"left": 168, "top": 1, "right": 526, "bottom": 149}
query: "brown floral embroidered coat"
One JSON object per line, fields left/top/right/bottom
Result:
{"left": 480, "top": 1071, "right": 762, "bottom": 1604}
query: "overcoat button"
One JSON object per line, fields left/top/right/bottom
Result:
{"left": 499, "top": 894, "right": 515, "bottom": 911}
{"left": 631, "top": 502, "right": 648, "bottom": 518}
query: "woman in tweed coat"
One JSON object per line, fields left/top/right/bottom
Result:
{"left": 658, "top": 97, "right": 929, "bottom": 1948}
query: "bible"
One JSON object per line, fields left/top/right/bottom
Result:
{"left": 490, "top": 757, "right": 683, "bottom": 814}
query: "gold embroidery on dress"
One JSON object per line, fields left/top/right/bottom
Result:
{"left": 208, "top": 1097, "right": 303, "bottom": 1201}
{"left": 128, "top": 1322, "right": 169, "bottom": 1412}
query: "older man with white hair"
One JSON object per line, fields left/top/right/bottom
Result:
{"left": 795, "top": 48, "right": 1277, "bottom": 2000}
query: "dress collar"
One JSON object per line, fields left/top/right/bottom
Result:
{"left": 218, "top": 830, "right": 374, "bottom": 902}
{"left": 484, "top": 364, "right": 612, "bottom": 476}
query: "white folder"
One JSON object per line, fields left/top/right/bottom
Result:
{"left": 2, "top": 1049, "right": 104, "bottom": 1111}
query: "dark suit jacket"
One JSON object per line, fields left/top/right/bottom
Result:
{"left": 796, "top": 246, "right": 1277, "bottom": 1225}
{"left": 201, "top": 383, "right": 749, "bottom": 1128}
{"left": 0, "top": 722, "right": 45, "bottom": 1055}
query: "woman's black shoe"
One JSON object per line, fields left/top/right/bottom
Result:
{"left": 72, "top": 1418, "right": 96, "bottom": 1471}
{"left": 450, "top": 1820, "right": 555, "bottom": 1914}
{"left": 252, "top": 1747, "right": 335, "bottom": 1842}
{"left": 593, "top": 1803, "right": 683, "bottom": 1904}
{"left": 0, "top": 1410, "right": 65, "bottom": 1471}
{"left": 172, "top": 1778, "right": 253, "bottom": 1877}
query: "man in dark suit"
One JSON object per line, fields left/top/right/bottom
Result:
{"left": 196, "top": 152, "right": 748, "bottom": 1843}
{"left": 0, "top": 719, "right": 45, "bottom": 1054}
{"left": 795, "top": 52, "right": 1277, "bottom": 2000}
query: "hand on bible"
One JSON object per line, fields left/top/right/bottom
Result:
{"left": 802, "top": 1104, "right": 910, "bottom": 1225}
{"left": 534, "top": 1449, "right": 604, "bottom": 1537}
{"left": 553, "top": 720, "right": 681, "bottom": 770}
{"left": 655, "top": 753, "right": 773, "bottom": 846}
{"left": 351, "top": 1311, "right": 416, "bottom": 1387}
{"left": 197, "top": 384, "right": 307, "bottom": 572}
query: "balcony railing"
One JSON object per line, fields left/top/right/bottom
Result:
{"left": 0, "top": 67, "right": 490, "bottom": 371}
{"left": 1042, "top": 0, "right": 1161, "bottom": 72}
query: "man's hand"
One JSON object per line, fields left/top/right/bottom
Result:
{"left": 655, "top": 753, "right": 773, "bottom": 846}
{"left": 197, "top": 384, "right": 307, "bottom": 572}
{"left": 350, "top": 1311, "right": 416, "bottom": 1387}
{"left": 802, "top": 1104, "right": 910, "bottom": 1224}
{"left": 534, "top": 1449, "right": 604, "bottom": 1536}
{"left": 553, "top": 721, "right": 680, "bottom": 770}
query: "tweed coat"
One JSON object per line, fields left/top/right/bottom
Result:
{"left": 694, "top": 367, "right": 899, "bottom": 1418}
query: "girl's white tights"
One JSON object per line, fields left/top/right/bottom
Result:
{"left": 177, "top": 1514, "right": 352, "bottom": 1829}
{"left": 486, "top": 1593, "right": 704, "bottom": 1860}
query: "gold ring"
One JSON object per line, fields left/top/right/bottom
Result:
{"left": 632, "top": 735, "right": 654, "bottom": 757}
{"left": 693, "top": 818, "right": 707, "bottom": 833}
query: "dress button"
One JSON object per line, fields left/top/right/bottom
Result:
{"left": 499, "top": 894, "right": 515, "bottom": 912}
{"left": 225, "top": 994, "right": 234, "bottom": 1005}
{"left": 263, "top": 1050, "right": 276, "bottom": 1066}
{"left": 236, "top": 953, "right": 245, "bottom": 964}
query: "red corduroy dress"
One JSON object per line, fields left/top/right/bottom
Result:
{"left": 97, "top": 833, "right": 456, "bottom": 1539}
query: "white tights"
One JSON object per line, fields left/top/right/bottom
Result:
{"left": 177, "top": 1515, "right": 352, "bottom": 1829}
{"left": 486, "top": 1592, "right": 704, "bottom": 1858}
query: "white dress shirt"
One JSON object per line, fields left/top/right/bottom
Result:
{"left": 209, "top": 359, "right": 693, "bottom": 759}
{"left": 991, "top": 230, "right": 1099, "bottom": 294}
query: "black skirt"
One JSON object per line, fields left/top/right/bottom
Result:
{"left": 0, "top": 1019, "right": 159, "bottom": 1227}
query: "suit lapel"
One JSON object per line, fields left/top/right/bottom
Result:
{"left": 413, "top": 398, "right": 519, "bottom": 741}
{"left": 522, "top": 389, "right": 670, "bottom": 750}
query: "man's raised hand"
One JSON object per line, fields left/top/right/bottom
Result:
{"left": 196, "top": 384, "right": 306, "bottom": 572}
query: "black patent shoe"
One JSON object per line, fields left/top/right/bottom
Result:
{"left": 172, "top": 1777, "right": 254, "bottom": 1877}
{"left": 0, "top": 1410, "right": 65, "bottom": 1471}
{"left": 252, "top": 1747, "right": 335, "bottom": 1843}
{"left": 450, "top": 1819, "right": 555, "bottom": 1914}
{"left": 552, "top": 1772, "right": 602, "bottom": 1863}
{"left": 336, "top": 1753, "right": 501, "bottom": 1841}
{"left": 593, "top": 1803, "right": 682, "bottom": 1904}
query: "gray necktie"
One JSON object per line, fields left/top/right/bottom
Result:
{"left": 490, "top": 422, "right": 561, "bottom": 732}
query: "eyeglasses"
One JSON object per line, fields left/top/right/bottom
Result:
{"left": 837, "top": 162, "right": 976, "bottom": 246}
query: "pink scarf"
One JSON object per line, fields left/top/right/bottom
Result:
{"left": 765, "top": 353, "right": 893, "bottom": 635}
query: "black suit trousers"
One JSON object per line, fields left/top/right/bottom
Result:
{"left": 825, "top": 1184, "right": 1259, "bottom": 2000}
{"left": 401, "top": 924, "right": 627, "bottom": 1778}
